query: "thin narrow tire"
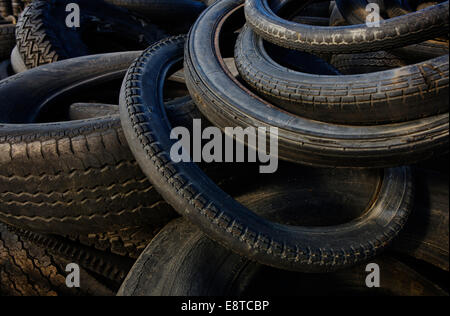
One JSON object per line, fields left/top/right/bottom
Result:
{"left": 119, "top": 35, "right": 413, "bottom": 273}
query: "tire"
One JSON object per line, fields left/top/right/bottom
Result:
{"left": 330, "top": 51, "right": 407, "bottom": 74}
{"left": 245, "top": 0, "right": 449, "bottom": 53}
{"left": 0, "top": 222, "right": 115, "bottom": 296}
{"left": 118, "top": 218, "right": 447, "bottom": 296}
{"left": 15, "top": 0, "right": 166, "bottom": 69}
{"left": 391, "top": 168, "right": 449, "bottom": 271}
{"left": 0, "top": 23, "right": 15, "bottom": 60}
{"left": 68, "top": 225, "right": 161, "bottom": 260}
{"left": 334, "top": 0, "right": 449, "bottom": 63}
{"left": 120, "top": 35, "right": 413, "bottom": 273}
{"left": 235, "top": 25, "right": 448, "bottom": 124}
{"left": 103, "top": 0, "right": 206, "bottom": 23}
{"left": 68, "top": 103, "right": 119, "bottom": 121}
{"left": 185, "top": 0, "right": 449, "bottom": 167}
{"left": 11, "top": 225, "right": 134, "bottom": 286}
{"left": 0, "top": 52, "right": 179, "bottom": 234}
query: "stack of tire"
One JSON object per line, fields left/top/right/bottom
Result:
{"left": 0, "top": 0, "right": 448, "bottom": 297}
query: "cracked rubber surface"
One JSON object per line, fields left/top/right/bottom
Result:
{"left": 184, "top": 0, "right": 449, "bottom": 167}
{"left": 245, "top": 0, "right": 449, "bottom": 53}
{"left": 119, "top": 35, "right": 413, "bottom": 272}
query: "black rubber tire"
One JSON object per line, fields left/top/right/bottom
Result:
{"left": 330, "top": 51, "right": 407, "bottom": 74}
{"left": 68, "top": 225, "right": 161, "bottom": 260}
{"left": 0, "top": 23, "right": 15, "bottom": 60}
{"left": 185, "top": 0, "right": 449, "bottom": 167}
{"left": 11, "top": 0, "right": 30, "bottom": 17}
{"left": 120, "top": 35, "right": 414, "bottom": 273}
{"left": 0, "top": 51, "right": 140, "bottom": 124}
{"left": 68, "top": 103, "right": 119, "bottom": 121}
{"left": 118, "top": 218, "right": 447, "bottom": 296}
{"left": 10, "top": 45, "right": 26, "bottom": 74}
{"left": 15, "top": 0, "right": 166, "bottom": 69}
{"left": 235, "top": 25, "right": 448, "bottom": 124}
{"left": 245, "top": 0, "right": 449, "bottom": 53}
{"left": 104, "top": 0, "right": 206, "bottom": 23}
{"left": 0, "top": 223, "right": 115, "bottom": 296}
{"left": 391, "top": 168, "right": 449, "bottom": 271}
{"left": 11, "top": 225, "right": 135, "bottom": 287}
{"left": 0, "top": 52, "right": 180, "bottom": 235}
{"left": 334, "top": 0, "right": 449, "bottom": 63}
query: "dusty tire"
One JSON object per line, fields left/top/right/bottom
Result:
{"left": 185, "top": 0, "right": 449, "bottom": 167}
{"left": 330, "top": 51, "right": 407, "bottom": 74}
{"left": 0, "top": 52, "right": 179, "bottom": 234}
{"left": 235, "top": 24, "right": 449, "bottom": 124}
{"left": 15, "top": 0, "right": 166, "bottom": 69}
{"left": 244, "top": 0, "right": 449, "bottom": 53}
{"left": 391, "top": 168, "right": 449, "bottom": 271}
{"left": 0, "top": 223, "right": 115, "bottom": 296}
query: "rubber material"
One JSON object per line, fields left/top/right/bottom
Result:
{"left": 245, "top": 0, "right": 449, "bottom": 53}
{"left": 119, "top": 35, "right": 413, "bottom": 272}
{"left": 12, "top": 225, "right": 134, "bottom": 285}
{"left": 184, "top": 0, "right": 449, "bottom": 167}
{"left": 15, "top": 0, "right": 166, "bottom": 69}
{"left": 234, "top": 25, "right": 448, "bottom": 124}
{"left": 391, "top": 168, "right": 449, "bottom": 271}
{"left": 0, "top": 223, "right": 114, "bottom": 296}
{"left": 0, "top": 23, "right": 15, "bottom": 60}
{"left": 330, "top": 51, "right": 407, "bottom": 74}
{"left": 118, "top": 218, "right": 447, "bottom": 296}
{"left": 10, "top": 45, "right": 27, "bottom": 74}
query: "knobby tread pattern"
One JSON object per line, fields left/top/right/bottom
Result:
{"left": 234, "top": 26, "right": 449, "bottom": 124}
{"left": 10, "top": 225, "right": 134, "bottom": 284}
{"left": 245, "top": 0, "right": 449, "bottom": 53}
{"left": 121, "top": 35, "right": 413, "bottom": 272}
{"left": 0, "top": 223, "right": 114, "bottom": 296}
{"left": 0, "top": 116, "right": 176, "bottom": 234}
{"left": 0, "top": 23, "right": 15, "bottom": 60}
{"left": 184, "top": 0, "right": 449, "bottom": 167}
{"left": 15, "top": 1, "right": 62, "bottom": 69}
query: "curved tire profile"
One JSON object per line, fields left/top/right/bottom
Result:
{"left": 0, "top": 52, "right": 179, "bottom": 234}
{"left": 0, "top": 223, "right": 115, "bottom": 296}
{"left": 118, "top": 218, "right": 447, "bottom": 296}
{"left": 330, "top": 51, "right": 407, "bottom": 74}
{"left": 244, "top": 0, "right": 449, "bottom": 53}
{"left": 234, "top": 25, "right": 448, "bottom": 124}
{"left": 120, "top": 35, "right": 414, "bottom": 273}
{"left": 391, "top": 168, "right": 449, "bottom": 271}
{"left": 185, "top": 0, "right": 449, "bottom": 168}
{"left": 15, "top": 0, "right": 166, "bottom": 69}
